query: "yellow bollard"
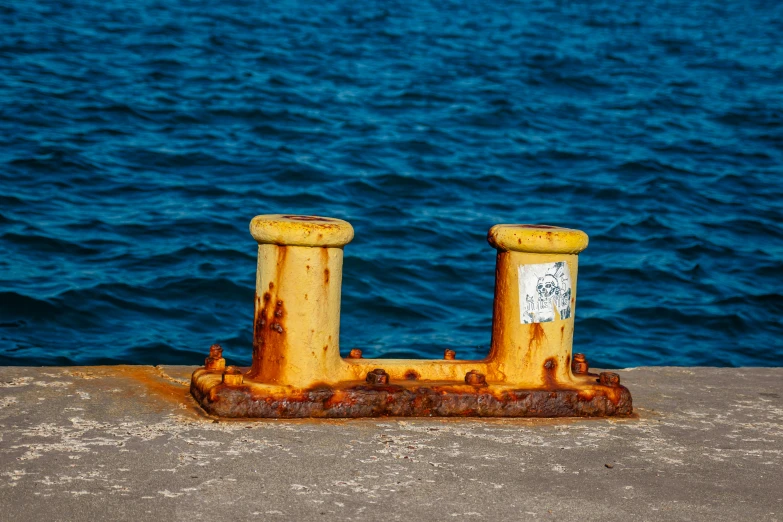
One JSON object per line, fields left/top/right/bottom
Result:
{"left": 190, "top": 214, "right": 632, "bottom": 418}
{"left": 486, "top": 224, "right": 589, "bottom": 388}
{"left": 246, "top": 214, "right": 353, "bottom": 388}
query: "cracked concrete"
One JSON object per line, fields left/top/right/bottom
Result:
{"left": 0, "top": 365, "right": 781, "bottom": 521}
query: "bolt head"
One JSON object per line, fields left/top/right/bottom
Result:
{"left": 572, "top": 354, "right": 589, "bottom": 375}
{"left": 205, "top": 356, "right": 226, "bottom": 371}
{"left": 348, "top": 349, "right": 363, "bottom": 359}
{"left": 205, "top": 344, "right": 226, "bottom": 371}
{"left": 222, "top": 366, "right": 244, "bottom": 386}
{"left": 599, "top": 372, "right": 620, "bottom": 387}
{"left": 465, "top": 370, "right": 487, "bottom": 386}
{"left": 572, "top": 361, "right": 589, "bottom": 375}
{"left": 366, "top": 369, "right": 389, "bottom": 385}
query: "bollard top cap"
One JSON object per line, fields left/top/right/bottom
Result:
{"left": 487, "top": 224, "right": 589, "bottom": 254}
{"left": 250, "top": 214, "right": 354, "bottom": 247}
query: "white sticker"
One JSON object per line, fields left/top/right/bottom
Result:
{"left": 518, "top": 261, "right": 572, "bottom": 324}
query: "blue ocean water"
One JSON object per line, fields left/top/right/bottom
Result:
{"left": 0, "top": 0, "right": 781, "bottom": 368}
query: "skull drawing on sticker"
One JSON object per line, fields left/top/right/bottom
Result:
{"left": 519, "top": 261, "right": 572, "bottom": 324}
{"left": 536, "top": 274, "right": 560, "bottom": 298}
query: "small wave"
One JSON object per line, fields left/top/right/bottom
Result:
{"left": 2, "top": 232, "right": 102, "bottom": 256}
{"left": 1, "top": 0, "right": 781, "bottom": 367}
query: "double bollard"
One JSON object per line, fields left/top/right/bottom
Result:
{"left": 190, "top": 214, "right": 632, "bottom": 418}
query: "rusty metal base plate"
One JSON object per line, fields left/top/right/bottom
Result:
{"left": 191, "top": 370, "right": 633, "bottom": 419}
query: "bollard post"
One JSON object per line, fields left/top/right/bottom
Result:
{"left": 247, "top": 214, "right": 353, "bottom": 388}
{"left": 486, "top": 224, "right": 589, "bottom": 388}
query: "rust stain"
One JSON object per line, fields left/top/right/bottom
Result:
{"left": 404, "top": 369, "right": 420, "bottom": 381}
{"left": 487, "top": 251, "right": 510, "bottom": 360}
{"left": 118, "top": 366, "right": 186, "bottom": 403}
{"left": 113, "top": 366, "right": 207, "bottom": 418}
{"left": 529, "top": 322, "right": 546, "bottom": 351}
{"left": 281, "top": 215, "right": 335, "bottom": 222}
{"left": 276, "top": 245, "right": 288, "bottom": 271}
{"left": 248, "top": 246, "right": 289, "bottom": 382}
{"left": 320, "top": 247, "right": 330, "bottom": 286}
{"left": 542, "top": 357, "right": 558, "bottom": 388}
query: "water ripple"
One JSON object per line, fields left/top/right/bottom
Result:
{"left": 1, "top": 0, "right": 781, "bottom": 368}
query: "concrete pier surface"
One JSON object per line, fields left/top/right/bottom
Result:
{"left": 0, "top": 366, "right": 781, "bottom": 521}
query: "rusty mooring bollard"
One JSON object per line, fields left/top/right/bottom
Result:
{"left": 190, "top": 215, "right": 632, "bottom": 418}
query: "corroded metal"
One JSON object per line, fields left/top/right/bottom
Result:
{"left": 222, "top": 366, "right": 243, "bottom": 386}
{"left": 190, "top": 214, "right": 633, "bottom": 418}
{"left": 572, "top": 353, "right": 589, "bottom": 375}
{"left": 191, "top": 376, "right": 632, "bottom": 419}
{"left": 599, "top": 372, "right": 621, "bottom": 387}
{"left": 366, "top": 369, "right": 390, "bottom": 385}
{"left": 204, "top": 344, "right": 225, "bottom": 372}
{"left": 464, "top": 370, "right": 487, "bottom": 386}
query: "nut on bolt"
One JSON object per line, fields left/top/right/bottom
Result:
{"left": 366, "top": 369, "right": 390, "bottom": 385}
{"left": 599, "top": 372, "right": 620, "bottom": 387}
{"left": 572, "top": 353, "right": 589, "bottom": 375}
{"left": 222, "top": 366, "right": 244, "bottom": 386}
{"left": 348, "top": 348, "right": 363, "bottom": 359}
{"left": 465, "top": 370, "right": 487, "bottom": 386}
{"left": 205, "top": 344, "right": 226, "bottom": 371}
{"left": 444, "top": 349, "right": 456, "bottom": 360}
